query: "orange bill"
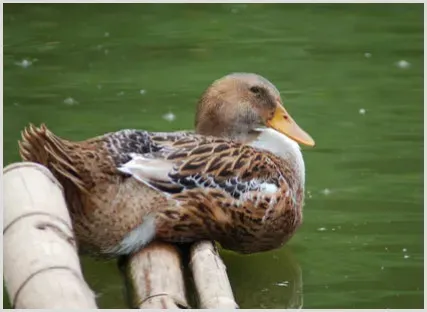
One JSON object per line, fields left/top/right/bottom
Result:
{"left": 266, "top": 104, "right": 315, "bottom": 147}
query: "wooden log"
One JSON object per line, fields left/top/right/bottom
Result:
{"left": 122, "top": 241, "right": 190, "bottom": 309}
{"left": 189, "top": 241, "right": 238, "bottom": 309}
{"left": 3, "top": 162, "right": 98, "bottom": 309}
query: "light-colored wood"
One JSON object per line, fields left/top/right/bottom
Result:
{"left": 3, "top": 162, "right": 98, "bottom": 309}
{"left": 124, "top": 241, "right": 190, "bottom": 309}
{"left": 3, "top": 162, "right": 238, "bottom": 309}
{"left": 189, "top": 241, "right": 238, "bottom": 309}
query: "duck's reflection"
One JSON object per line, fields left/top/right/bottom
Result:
{"left": 278, "top": 247, "right": 303, "bottom": 309}
{"left": 220, "top": 245, "right": 303, "bottom": 309}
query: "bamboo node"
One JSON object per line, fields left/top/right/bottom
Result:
{"left": 12, "top": 266, "right": 89, "bottom": 308}
{"left": 3, "top": 211, "right": 74, "bottom": 238}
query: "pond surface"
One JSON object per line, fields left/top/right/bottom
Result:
{"left": 3, "top": 3, "right": 423, "bottom": 309}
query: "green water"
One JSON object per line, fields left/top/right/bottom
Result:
{"left": 3, "top": 3, "right": 424, "bottom": 309}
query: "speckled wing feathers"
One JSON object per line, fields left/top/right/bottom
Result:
{"left": 118, "top": 135, "right": 287, "bottom": 201}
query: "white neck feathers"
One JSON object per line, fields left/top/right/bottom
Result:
{"left": 249, "top": 128, "right": 305, "bottom": 185}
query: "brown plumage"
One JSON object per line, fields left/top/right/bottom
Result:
{"left": 18, "top": 73, "right": 315, "bottom": 257}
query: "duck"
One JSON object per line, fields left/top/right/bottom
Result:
{"left": 18, "top": 72, "right": 315, "bottom": 257}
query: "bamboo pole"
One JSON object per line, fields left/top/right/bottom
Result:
{"left": 189, "top": 241, "right": 238, "bottom": 309}
{"left": 3, "top": 162, "right": 237, "bottom": 309}
{"left": 3, "top": 162, "right": 98, "bottom": 309}
{"left": 122, "top": 241, "right": 190, "bottom": 309}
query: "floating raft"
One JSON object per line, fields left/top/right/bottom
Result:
{"left": 3, "top": 162, "right": 237, "bottom": 309}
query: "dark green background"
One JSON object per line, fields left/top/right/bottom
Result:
{"left": 3, "top": 3, "right": 423, "bottom": 308}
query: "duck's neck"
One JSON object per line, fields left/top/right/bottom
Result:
{"left": 248, "top": 128, "right": 305, "bottom": 186}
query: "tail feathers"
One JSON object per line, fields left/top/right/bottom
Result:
{"left": 18, "top": 123, "right": 87, "bottom": 192}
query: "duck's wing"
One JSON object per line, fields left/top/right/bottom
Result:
{"left": 100, "top": 129, "right": 195, "bottom": 164}
{"left": 19, "top": 124, "right": 196, "bottom": 193}
{"left": 117, "top": 135, "right": 287, "bottom": 200}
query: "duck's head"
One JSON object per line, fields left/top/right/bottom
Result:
{"left": 195, "top": 73, "right": 315, "bottom": 147}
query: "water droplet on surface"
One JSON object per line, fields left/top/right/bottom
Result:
{"left": 15, "top": 59, "right": 33, "bottom": 68}
{"left": 139, "top": 89, "right": 146, "bottom": 95}
{"left": 317, "top": 227, "right": 327, "bottom": 232}
{"left": 403, "top": 254, "right": 410, "bottom": 259}
{"left": 162, "top": 111, "right": 176, "bottom": 122}
{"left": 63, "top": 97, "right": 78, "bottom": 106}
{"left": 402, "top": 248, "right": 407, "bottom": 252}
{"left": 274, "top": 281, "right": 289, "bottom": 287}
{"left": 359, "top": 108, "right": 366, "bottom": 115}
{"left": 364, "top": 52, "right": 372, "bottom": 58}
{"left": 321, "top": 188, "right": 331, "bottom": 195}
{"left": 396, "top": 60, "right": 410, "bottom": 69}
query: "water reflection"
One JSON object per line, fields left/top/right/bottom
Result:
{"left": 221, "top": 246, "right": 303, "bottom": 309}
{"left": 272, "top": 247, "right": 303, "bottom": 309}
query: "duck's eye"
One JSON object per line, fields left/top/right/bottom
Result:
{"left": 250, "top": 86, "right": 262, "bottom": 94}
